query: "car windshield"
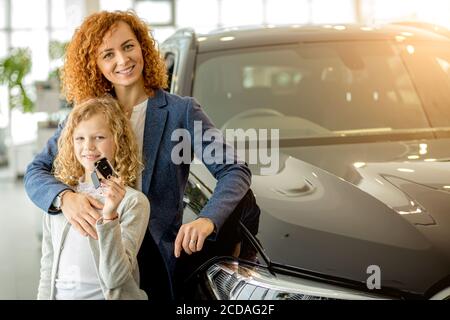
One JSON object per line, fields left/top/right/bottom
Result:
{"left": 193, "top": 40, "right": 450, "bottom": 140}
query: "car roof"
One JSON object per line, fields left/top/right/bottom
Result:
{"left": 190, "top": 24, "right": 450, "bottom": 53}
{"left": 389, "top": 21, "right": 450, "bottom": 39}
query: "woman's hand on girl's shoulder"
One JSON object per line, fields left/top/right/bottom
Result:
{"left": 62, "top": 192, "right": 103, "bottom": 239}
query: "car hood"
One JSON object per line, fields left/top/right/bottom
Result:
{"left": 249, "top": 138, "right": 450, "bottom": 298}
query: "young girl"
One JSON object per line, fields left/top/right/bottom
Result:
{"left": 37, "top": 96, "right": 150, "bottom": 300}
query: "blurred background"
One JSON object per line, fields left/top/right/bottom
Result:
{"left": 0, "top": 0, "right": 449, "bottom": 299}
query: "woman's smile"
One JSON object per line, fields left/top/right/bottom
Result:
{"left": 115, "top": 64, "right": 135, "bottom": 76}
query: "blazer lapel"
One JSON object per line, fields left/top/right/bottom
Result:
{"left": 142, "top": 90, "right": 168, "bottom": 195}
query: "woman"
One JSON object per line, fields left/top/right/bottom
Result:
{"left": 24, "top": 10, "right": 251, "bottom": 299}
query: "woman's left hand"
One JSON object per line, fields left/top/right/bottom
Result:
{"left": 174, "top": 218, "right": 215, "bottom": 257}
{"left": 101, "top": 176, "right": 126, "bottom": 218}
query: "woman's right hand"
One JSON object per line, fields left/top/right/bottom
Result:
{"left": 61, "top": 192, "right": 103, "bottom": 240}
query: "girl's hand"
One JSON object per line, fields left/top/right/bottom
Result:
{"left": 101, "top": 176, "right": 126, "bottom": 218}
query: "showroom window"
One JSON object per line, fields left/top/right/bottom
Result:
{"left": 265, "top": 0, "right": 310, "bottom": 24}
{"left": 11, "top": 0, "right": 47, "bottom": 29}
{"left": 0, "top": 0, "right": 85, "bottom": 147}
{"left": 176, "top": 0, "right": 219, "bottom": 33}
{"left": 99, "top": 0, "right": 133, "bottom": 12}
{"left": 221, "top": 0, "right": 264, "bottom": 26}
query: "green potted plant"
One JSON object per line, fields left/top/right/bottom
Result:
{"left": 0, "top": 47, "right": 34, "bottom": 112}
{"left": 0, "top": 48, "right": 33, "bottom": 170}
{"left": 48, "top": 40, "right": 67, "bottom": 82}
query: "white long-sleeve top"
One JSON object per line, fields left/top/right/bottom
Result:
{"left": 38, "top": 185, "right": 150, "bottom": 300}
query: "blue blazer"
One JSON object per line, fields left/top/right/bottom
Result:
{"left": 24, "top": 89, "right": 251, "bottom": 291}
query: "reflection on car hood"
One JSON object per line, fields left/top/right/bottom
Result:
{"left": 249, "top": 138, "right": 450, "bottom": 297}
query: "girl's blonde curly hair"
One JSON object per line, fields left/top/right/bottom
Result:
{"left": 61, "top": 10, "right": 168, "bottom": 104}
{"left": 53, "top": 96, "right": 142, "bottom": 187}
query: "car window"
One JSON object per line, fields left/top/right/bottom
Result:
{"left": 193, "top": 41, "right": 450, "bottom": 140}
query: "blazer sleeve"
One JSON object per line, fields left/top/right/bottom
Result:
{"left": 24, "top": 119, "right": 72, "bottom": 214}
{"left": 95, "top": 191, "right": 150, "bottom": 290}
{"left": 37, "top": 215, "right": 53, "bottom": 300}
{"left": 187, "top": 98, "right": 252, "bottom": 233}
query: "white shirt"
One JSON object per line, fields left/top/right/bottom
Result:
{"left": 54, "top": 182, "right": 104, "bottom": 300}
{"left": 129, "top": 99, "right": 148, "bottom": 191}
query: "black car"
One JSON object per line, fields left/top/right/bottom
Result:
{"left": 160, "top": 24, "right": 450, "bottom": 300}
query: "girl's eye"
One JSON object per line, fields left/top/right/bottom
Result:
{"left": 74, "top": 137, "right": 84, "bottom": 141}
{"left": 103, "top": 52, "right": 113, "bottom": 59}
{"left": 95, "top": 136, "right": 105, "bottom": 140}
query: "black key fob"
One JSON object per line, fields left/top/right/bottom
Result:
{"left": 94, "top": 157, "right": 117, "bottom": 180}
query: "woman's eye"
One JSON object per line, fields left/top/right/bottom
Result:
{"left": 103, "top": 53, "right": 113, "bottom": 59}
{"left": 74, "top": 137, "right": 84, "bottom": 141}
{"left": 95, "top": 136, "right": 105, "bottom": 140}
{"left": 124, "top": 44, "right": 134, "bottom": 51}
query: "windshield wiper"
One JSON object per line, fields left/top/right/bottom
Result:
{"left": 334, "top": 127, "right": 450, "bottom": 136}
{"left": 279, "top": 127, "right": 450, "bottom": 147}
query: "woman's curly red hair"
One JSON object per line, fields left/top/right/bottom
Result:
{"left": 62, "top": 10, "right": 168, "bottom": 104}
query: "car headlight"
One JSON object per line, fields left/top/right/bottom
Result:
{"left": 206, "top": 261, "right": 388, "bottom": 300}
